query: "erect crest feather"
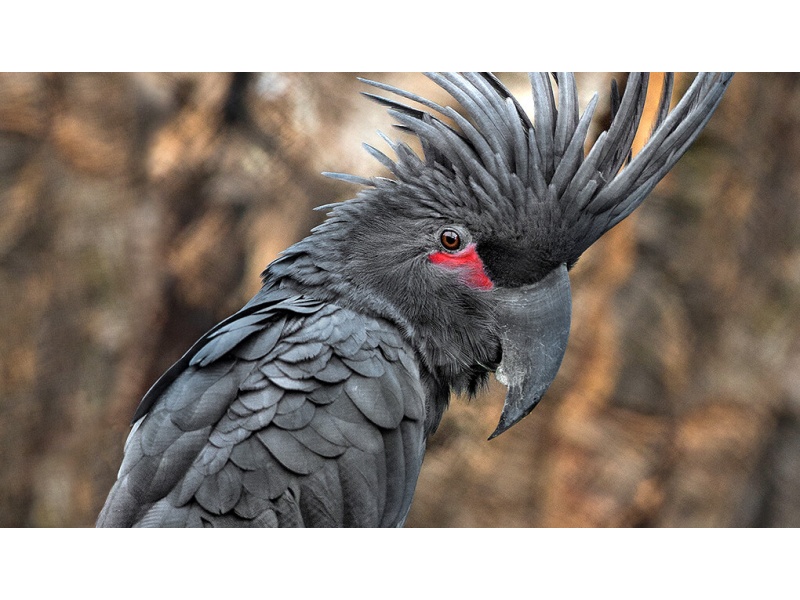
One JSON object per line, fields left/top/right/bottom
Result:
{"left": 324, "top": 72, "right": 733, "bottom": 265}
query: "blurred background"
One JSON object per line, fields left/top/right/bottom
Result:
{"left": 0, "top": 72, "right": 798, "bottom": 528}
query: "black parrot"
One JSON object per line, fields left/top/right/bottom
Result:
{"left": 98, "top": 72, "right": 733, "bottom": 527}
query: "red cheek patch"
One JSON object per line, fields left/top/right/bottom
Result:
{"left": 429, "top": 243, "right": 494, "bottom": 291}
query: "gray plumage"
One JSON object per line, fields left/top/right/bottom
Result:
{"left": 98, "top": 72, "right": 732, "bottom": 527}
{"left": 356, "top": 72, "right": 733, "bottom": 271}
{"left": 99, "top": 290, "right": 425, "bottom": 527}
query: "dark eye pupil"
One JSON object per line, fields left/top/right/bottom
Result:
{"left": 441, "top": 230, "right": 461, "bottom": 251}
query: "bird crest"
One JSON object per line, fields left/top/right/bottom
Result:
{"left": 326, "top": 73, "right": 733, "bottom": 271}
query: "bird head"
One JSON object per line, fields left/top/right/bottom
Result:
{"left": 278, "top": 72, "right": 733, "bottom": 438}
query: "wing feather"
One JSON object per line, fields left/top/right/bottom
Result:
{"left": 98, "top": 295, "right": 427, "bottom": 528}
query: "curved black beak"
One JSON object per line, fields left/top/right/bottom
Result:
{"left": 489, "top": 264, "right": 571, "bottom": 440}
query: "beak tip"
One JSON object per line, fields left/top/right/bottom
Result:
{"left": 487, "top": 423, "right": 512, "bottom": 441}
{"left": 487, "top": 424, "right": 506, "bottom": 441}
{"left": 488, "top": 392, "right": 540, "bottom": 440}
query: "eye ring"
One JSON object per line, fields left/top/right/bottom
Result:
{"left": 439, "top": 228, "right": 462, "bottom": 252}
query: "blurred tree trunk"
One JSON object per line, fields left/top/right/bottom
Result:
{"left": 0, "top": 73, "right": 797, "bottom": 527}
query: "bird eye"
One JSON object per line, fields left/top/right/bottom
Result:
{"left": 440, "top": 229, "right": 462, "bottom": 252}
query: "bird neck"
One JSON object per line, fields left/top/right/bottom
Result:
{"left": 261, "top": 225, "right": 500, "bottom": 430}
